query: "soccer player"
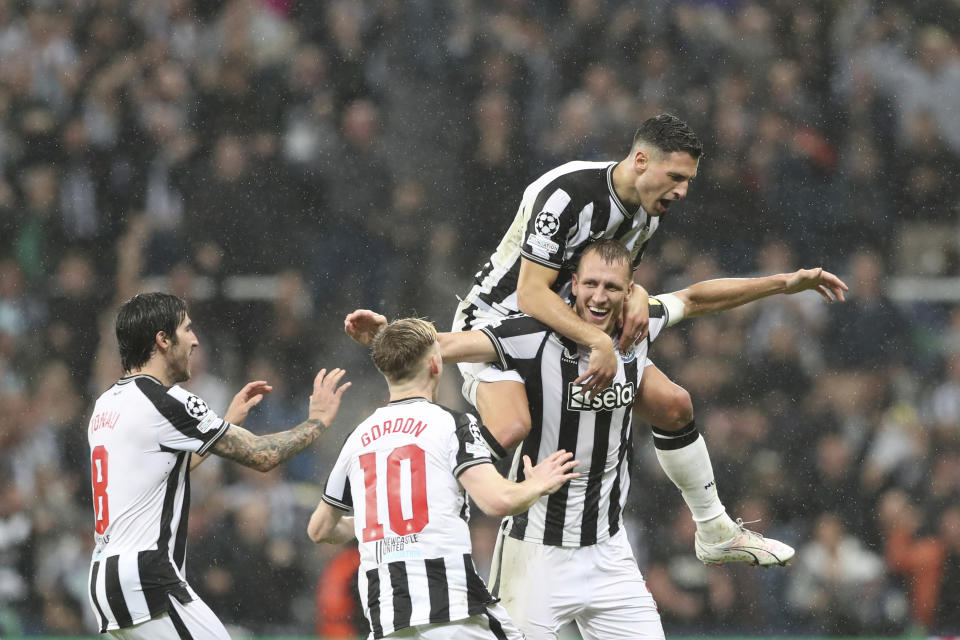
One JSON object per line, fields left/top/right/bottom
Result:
{"left": 307, "top": 318, "right": 579, "bottom": 639}
{"left": 450, "top": 113, "right": 801, "bottom": 561}
{"left": 347, "top": 240, "right": 848, "bottom": 639}
{"left": 87, "top": 292, "right": 350, "bottom": 639}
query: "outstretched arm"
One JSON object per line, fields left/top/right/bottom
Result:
{"left": 192, "top": 380, "right": 273, "bottom": 470}
{"left": 668, "top": 268, "right": 848, "bottom": 321}
{"left": 209, "top": 369, "right": 351, "bottom": 472}
{"left": 344, "top": 310, "right": 498, "bottom": 363}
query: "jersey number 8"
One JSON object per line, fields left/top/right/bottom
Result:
{"left": 358, "top": 444, "right": 429, "bottom": 542}
{"left": 91, "top": 445, "right": 110, "bottom": 534}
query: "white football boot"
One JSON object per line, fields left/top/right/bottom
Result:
{"left": 695, "top": 519, "right": 795, "bottom": 567}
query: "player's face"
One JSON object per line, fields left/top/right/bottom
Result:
{"left": 571, "top": 253, "right": 633, "bottom": 336}
{"left": 634, "top": 150, "right": 699, "bottom": 216}
{"left": 168, "top": 315, "right": 199, "bottom": 383}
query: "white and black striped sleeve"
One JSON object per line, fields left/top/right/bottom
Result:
{"left": 521, "top": 187, "right": 582, "bottom": 269}
{"left": 646, "top": 298, "right": 670, "bottom": 343}
{"left": 322, "top": 438, "right": 354, "bottom": 511}
{"left": 448, "top": 411, "right": 493, "bottom": 477}
{"left": 143, "top": 382, "right": 229, "bottom": 455}
{"left": 480, "top": 315, "right": 551, "bottom": 378}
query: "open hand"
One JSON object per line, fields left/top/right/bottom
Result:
{"left": 784, "top": 268, "right": 849, "bottom": 302}
{"left": 225, "top": 380, "right": 273, "bottom": 426}
{"left": 523, "top": 450, "right": 580, "bottom": 495}
{"left": 308, "top": 368, "right": 351, "bottom": 427}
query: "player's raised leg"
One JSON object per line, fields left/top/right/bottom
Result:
{"left": 458, "top": 360, "right": 532, "bottom": 457}
{"left": 476, "top": 380, "right": 531, "bottom": 456}
{"left": 634, "top": 365, "right": 794, "bottom": 567}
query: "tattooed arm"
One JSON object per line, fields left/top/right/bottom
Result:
{"left": 206, "top": 368, "right": 351, "bottom": 472}
{"left": 191, "top": 380, "right": 273, "bottom": 470}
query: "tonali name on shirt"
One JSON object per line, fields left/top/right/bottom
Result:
{"left": 90, "top": 411, "right": 121, "bottom": 432}
{"left": 360, "top": 416, "right": 429, "bottom": 446}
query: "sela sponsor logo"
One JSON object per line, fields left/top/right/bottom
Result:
{"left": 567, "top": 381, "right": 635, "bottom": 412}
{"left": 90, "top": 411, "right": 121, "bottom": 432}
{"left": 527, "top": 233, "right": 559, "bottom": 258}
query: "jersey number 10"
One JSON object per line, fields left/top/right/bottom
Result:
{"left": 91, "top": 445, "right": 109, "bottom": 534}
{"left": 358, "top": 444, "right": 429, "bottom": 542}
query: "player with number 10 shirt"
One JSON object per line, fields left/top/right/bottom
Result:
{"left": 309, "top": 317, "right": 578, "bottom": 640}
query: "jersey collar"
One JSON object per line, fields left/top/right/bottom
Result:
{"left": 117, "top": 373, "right": 164, "bottom": 386}
{"left": 387, "top": 396, "right": 430, "bottom": 406}
{"left": 606, "top": 162, "right": 644, "bottom": 219}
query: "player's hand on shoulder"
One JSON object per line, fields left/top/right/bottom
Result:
{"left": 619, "top": 285, "right": 650, "bottom": 354}
{"left": 345, "top": 309, "right": 388, "bottom": 346}
{"left": 524, "top": 450, "right": 579, "bottom": 495}
{"left": 308, "top": 368, "right": 352, "bottom": 427}
{"left": 225, "top": 380, "right": 273, "bottom": 426}
{"left": 785, "top": 268, "right": 849, "bottom": 302}
{"left": 577, "top": 341, "right": 617, "bottom": 399}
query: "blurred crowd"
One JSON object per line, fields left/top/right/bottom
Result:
{"left": 1, "top": 0, "right": 960, "bottom": 636}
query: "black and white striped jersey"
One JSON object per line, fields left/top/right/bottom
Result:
{"left": 322, "top": 398, "right": 496, "bottom": 639}
{"left": 480, "top": 300, "right": 670, "bottom": 548}
{"left": 457, "top": 161, "right": 659, "bottom": 326}
{"left": 86, "top": 374, "right": 230, "bottom": 631}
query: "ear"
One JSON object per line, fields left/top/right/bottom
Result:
{"left": 570, "top": 272, "right": 580, "bottom": 297}
{"left": 625, "top": 281, "right": 634, "bottom": 298}
{"left": 429, "top": 353, "right": 442, "bottom": 376}
{"left": 155, "top": 331, "right": 171, "bottom": 353}
{"left": 634, "top": 149, "right": 649, "bottom": 173}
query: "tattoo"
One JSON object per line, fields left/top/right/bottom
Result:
{"left": 210, "top": 418, "right": 327, "bottom": 471}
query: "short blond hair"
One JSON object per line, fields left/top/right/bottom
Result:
{"left": 371, "top": 318, "right": 438, "bottom": 383}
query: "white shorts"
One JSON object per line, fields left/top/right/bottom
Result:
{"left": 385, "top": 603, "right": 523, "bottom": 639}
{"left": 107, "top": 595, "right": 230, "bottom": 640}
{"left": 490, "top": 529, "right": 663, "bottom": 640}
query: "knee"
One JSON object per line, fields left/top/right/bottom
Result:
{"left": 491, "top": 414, "right": 531, "bottom": 452}
{"left": 658, "top": 386, "right": 694, "bottom": 431}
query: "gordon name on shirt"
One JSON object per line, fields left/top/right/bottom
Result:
{"left": 360, "top": 416, "right": 429, "bottom": 447}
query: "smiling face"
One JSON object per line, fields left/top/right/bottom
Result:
{"left": 571, "top": 251, "right": 634, "bottom": 336}
{"left": 632, "top": 149, "right": 700, "bottom": 216}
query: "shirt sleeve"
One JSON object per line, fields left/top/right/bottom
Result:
{"left": 479, "top": 314, "right": 550, "bottom": 375}
{"left": 143, "top": 382, "right": 230, "bottom": 456}
{"left": 647, "top": 297, "right": 671, "bottom": 342}
{"left": 520, "top": 186, "right": 582, "bottom": 269}
{"left": 449, "top": 411, "right": 493, "bottom": 477}
{"left": 322, "top": 438, "right": 354, "bottom": 512}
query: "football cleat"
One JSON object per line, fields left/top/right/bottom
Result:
{"left": 695, "top": 519, "right": 795, "bottom": 567}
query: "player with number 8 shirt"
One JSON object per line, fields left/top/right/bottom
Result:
{"left": 87, "top": 292, "right": 350, "bottom": 639}
{"left": 308, "top": 317, "right": 579, "bottom": 640}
